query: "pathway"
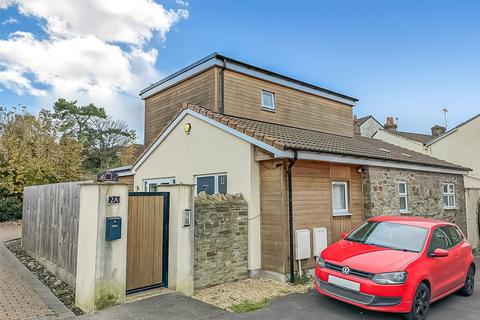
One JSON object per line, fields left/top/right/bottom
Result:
{"left": 0, "top": 222, "right": 72, "bottom": 320}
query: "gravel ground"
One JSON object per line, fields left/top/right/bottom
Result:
{"left": 5, "top": 239, "right": 84, "bottom": 315}
{"left": 193, "top": 278, "right": 313, "bottom": 311}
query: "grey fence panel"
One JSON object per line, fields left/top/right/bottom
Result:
{"left": 22, "top": 182, "right": 81, "bottom": 279}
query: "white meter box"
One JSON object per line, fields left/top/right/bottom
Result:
{"left": 313, "top": 227, "right": 328, "bottom": 256}
{"left": 295, "top": 229, "right": 311, "bottom": 260}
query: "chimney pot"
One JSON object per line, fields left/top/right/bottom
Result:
{"left": 431, "top": 125, "right": 446, "bottom": 137}
{"left": 384, "top": 116, "right": 398, "bottom": 131}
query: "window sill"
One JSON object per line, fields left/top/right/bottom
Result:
{"left": 333, "top": 212, "right": 353, "bottom": 217}
{"left": 444, "top": 207, "right": 457, "bottom": 210}
{"left": 400, "top": 211, "right": 412, "bottom": 215}
{"left": 260, "top": 106, "right": 276, "bottom": 113}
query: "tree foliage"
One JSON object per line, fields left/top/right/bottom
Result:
{"left": 0, "top": 99, "right": 137, "bottom": 220}
{"left": 48, "top": 99, "right": 135, "bottom": 172}
{"left": 0, "top": 107, "right": 84, "bottom": 198}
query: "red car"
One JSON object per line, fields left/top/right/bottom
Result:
{"left": 315, "top": 216, "right": 476, "bottom": 320}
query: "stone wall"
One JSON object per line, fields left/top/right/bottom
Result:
{"left": 194, "top": 192, "right": 248, "bottom": 290}
{"left": 363, "top": 167, "right": 467, "bottom": 235}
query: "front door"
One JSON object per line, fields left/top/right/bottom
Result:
{"left": 126, "top": 192, "right": 169, "bottom": 293}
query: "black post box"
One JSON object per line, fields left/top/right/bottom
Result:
{"left": 105, "top": 217, "right": 122, "bottom": 241}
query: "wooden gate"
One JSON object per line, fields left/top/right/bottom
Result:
{"left": 126, "top": 192, "right": 169, "bottom": 293}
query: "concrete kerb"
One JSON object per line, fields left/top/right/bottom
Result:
{"left": 1, "top": 239, "right": 74, "bottom": 319}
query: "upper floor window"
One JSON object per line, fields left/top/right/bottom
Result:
{"left": 398, "top": 181, "right": 409, "bottom": 213}
{"left": 332, "top": 181, "right": 349, "bottom": 216}
{"left": 261, "top": 90, "right": 275, "bottom": 111}
{"left": 442, "top": 183, "right": 456, "bottom": 209}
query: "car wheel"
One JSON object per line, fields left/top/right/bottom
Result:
{"left": 403, "top": 283, "right": 431, "bottom": 320}
{"left": 458, "top": 266, "right": 475, "bottom": 296}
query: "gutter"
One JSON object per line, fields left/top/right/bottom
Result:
{"left": 287, "top": 150, "right": 298, "bottom": 283}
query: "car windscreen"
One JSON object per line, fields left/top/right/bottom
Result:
{"left": 346, "top": 221, "right": 429, "bottom": 253}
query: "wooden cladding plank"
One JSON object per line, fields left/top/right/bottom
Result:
{"left": 126, "top": 195, "right": 164, "bottom": 291}
{"left": 288, "top": 161, "right": 364, "bottom": 271}
{"left": 22, "top": 182, "right": 81, "bottom": 277}
{"left": 260, "top": 160, "right": 288, "bottom": 273}
{"left": 223, "top": 70, "right": 353, "bottom": 137}
{"left": 144, "top": 68, "right": 217, "bottom": 146}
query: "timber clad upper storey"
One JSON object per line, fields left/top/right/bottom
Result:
{"left": 142, "top": 53, "right": 358, "bottom": 146}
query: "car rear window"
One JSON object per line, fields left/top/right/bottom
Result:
{"left": 346, "top": 221, "right": 429, "bottom": 253}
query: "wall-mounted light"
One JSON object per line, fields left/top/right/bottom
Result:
{"left": 183, "top": 209, "right": 192, "bottom": 227}
{"left": 184, "top": 123, "right": 192, "bottom": 134}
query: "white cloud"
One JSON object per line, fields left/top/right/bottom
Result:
{"left": 10, "top": 0, "right": 188, "bottom": 45}
{"left": 0, "top": 69, "right": 46, "bottom": 96}
{"left": 0, "top": 1, "right": 188, "bottom": 138}
{"left": 1, "top": 17, "right": 18, "bottom": 25}
{"left": 176, "top": 0, "right": 189, "bottom": 6}
{"left": 0, "top": 1, "right": 13, "bottom": 9}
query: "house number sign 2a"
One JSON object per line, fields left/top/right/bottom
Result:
{"left": 107, "top": 195, "right": 121, "bottom": 204}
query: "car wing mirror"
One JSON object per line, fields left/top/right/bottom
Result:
{"left": 340, "top": 232, "right": 348, "bottom": 239}
{"left": 430, "top": 248, "right": 449, "bottom": 257}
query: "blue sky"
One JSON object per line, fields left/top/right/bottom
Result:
{"left": 1, "top": 0, "right": 479, "bottom": 141}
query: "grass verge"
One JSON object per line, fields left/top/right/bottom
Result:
{"left": 230, "top": 299, "right": 269, "bottom": 313}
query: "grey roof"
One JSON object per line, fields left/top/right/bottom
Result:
{"left": 164, "top": 105, "right": 470, "bottom": 172}
{"left": 357, "top": 115, "right": 382, "bottom": 127}
{"left": 391, "top": 131, "right": 434, "bottom": 144}
{"left": 140, "top": 52, "right": 358, "bottom": 103}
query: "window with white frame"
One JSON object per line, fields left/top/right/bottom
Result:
{"left": 195, "top": 173, "right": 227, "bottom": 195}
{"left": 398, "top": 181, "right": 409, "bottom": 213}
{"left": 261, "top": 90, "right": 275, "bottom": 111}
{"left": 144, "top": 177, "right": 175, "bottom": 192}
{"left": 442, "top": 183, "right": 456, "bottom": 209}
{"left": 332, "top": 182, "right": 349, "bottom": 216}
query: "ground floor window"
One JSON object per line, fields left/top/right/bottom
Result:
{"left": 398, "top": 181, "right": 409, "bottom": 213}
{"left": 195, "top": 173, "right": 227, "bottom": 195}
{"left": 332, "top": 181, "right": 349, "bottom": 216}
{"left": 143, "top": 177, "right": 175, "bottom": 192}
{"left": 442, "top": 183, "right": 456, "bottom": 209}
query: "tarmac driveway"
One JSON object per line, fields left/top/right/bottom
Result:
{"left": 79, "top": 268, "right": 480, "bottom": 320}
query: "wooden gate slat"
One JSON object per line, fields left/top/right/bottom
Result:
{"left": 126, "top": 193, "right": 167, "bottom": 292}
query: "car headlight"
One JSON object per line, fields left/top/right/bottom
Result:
{"left": 372, "top": 272, "right": 407, "bottom": 285}
{"left": 316, "top": 256, "right": 326, "bottom": 268}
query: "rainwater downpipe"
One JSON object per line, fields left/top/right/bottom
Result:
{"left": 287, "top": 150, "right": 298, "bottom": 283}
{"left": 219, "top": 58, "right": 227, "bottom": 114}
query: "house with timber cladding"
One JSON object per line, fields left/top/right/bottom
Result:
{"left": 119, "top": 53, "right": 470, "bottom": 281}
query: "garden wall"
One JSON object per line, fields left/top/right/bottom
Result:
{"left": 194, "top": 192, "right": 248, "bottom": 290}
{"left": 22, "top": 182, "right": 81, "bottom": 287}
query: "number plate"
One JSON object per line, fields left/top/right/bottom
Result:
{"left": 328, "top": 275, "right": 360, "bottom": 291}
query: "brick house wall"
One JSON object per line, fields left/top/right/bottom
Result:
{"left": 363, "top": 167, "right": 467, "bottom": 235}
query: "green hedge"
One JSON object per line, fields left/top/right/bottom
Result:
{"left": 0, "top": 196, "right": 22, "bottom": 222}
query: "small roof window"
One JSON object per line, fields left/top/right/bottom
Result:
{"left": 402, "top": 153, "right": 412, "bottom": 158}
{"left": 379, "top": 148, "right": 391, "bottom": 153}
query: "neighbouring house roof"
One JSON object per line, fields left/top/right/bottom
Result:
{"left": 389, "top": 131, "right": 434, "bottom": 144}
{"left": 139, "top": 52, "right": 358, "bottom": 105}
{"left": 110, "top": 165, "right": 133, "bottom": 177}
{"left": 426, "top": 113, "right": 480, "bottom": 146}
{"left": 134, "top": 104, "right": 470, "bottom": 174}
{"left": 357, "top": 115, "right": 382, "bottom": 127}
